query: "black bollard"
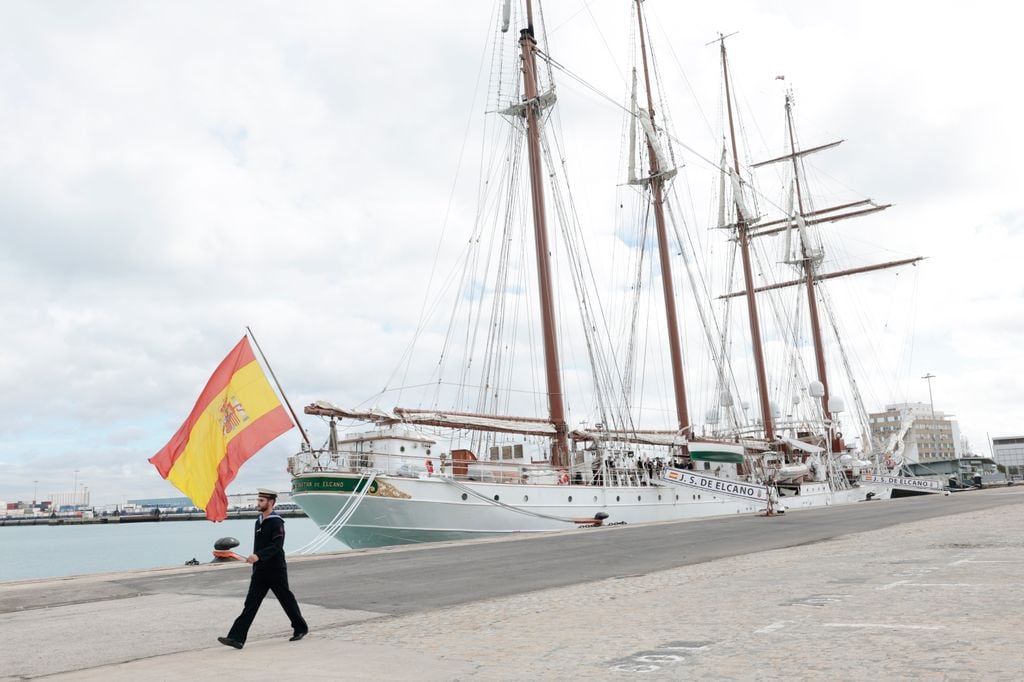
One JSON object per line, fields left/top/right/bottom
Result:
{"left": 214, "top": 537, "right": 240, "bottom": 551}
{"left": 211, "top": 536, "right": 244, "bottom": 563}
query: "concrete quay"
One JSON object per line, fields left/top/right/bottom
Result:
{"left": 1, "top": 487, "right": 1022, "bottom": 680}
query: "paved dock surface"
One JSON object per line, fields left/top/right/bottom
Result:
{"left": 2, "top": 487, "right": 1022, "bottom": 680}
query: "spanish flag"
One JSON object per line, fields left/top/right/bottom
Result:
{"left": 149, "top": 337, "right": 293, "bottom": 521}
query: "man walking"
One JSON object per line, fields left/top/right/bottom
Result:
{"left": 218, "top": 489, "right": 308, "bottom": 649}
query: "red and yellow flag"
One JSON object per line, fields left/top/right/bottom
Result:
{"left": 149, "top": 337, "right": 293, "bottom": 521}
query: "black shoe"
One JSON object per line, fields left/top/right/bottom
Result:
{"left": 289, "top": 631, "right": 308, "bottom": 641}
{"left": 218, "top": 636, "right": 243, "bottom": 649}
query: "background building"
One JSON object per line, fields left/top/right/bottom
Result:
{"left": 991, "top": 436, "right": 1024, "bottom": 479}
{"left": 49, "top": 489, "right": 91, "bottom": 510}
{"left": 127, "top": 492, "right": 294, "bottom": 511}
{"left": 869, "top": 402, "right": 963, "bottom": 465}
{"left": 126, "top": 496, "right": 195, "bottom": 510}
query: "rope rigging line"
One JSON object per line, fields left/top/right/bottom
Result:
{"left": 711, "top": 155, "right": 744, "bottom": 431}
{"left": 474, "top": 152, "right": 524, "bottom": 420}
{"left": 533, "top": 94, "right": 642, "bottom": 436}
{"left": 622, "top": 201, "right": 649, "bottom": 414}
{"left": 648, "top": 9, "right": 716, "bottom": 144}
{"left": 540, "top": 51, "right": 806, "bottom": 228}
{"left": 370, "top": 147, "right": 501, "bottom": 414}
{"left": 664, "top": 186, "right": 745, "bottom": 416}
{"left": 779, "top": 283, "right": 815, "bottom": 426}
{"left": 539, "top": 130, "right": 624, "bottom": 434}
{"left": 377, "top": 3, "right": 515, "bottom": 412}
{"left": 738, "top": 232, "right": 811, "bottom": 428}
{"left": 447, "top": 125, "right": 525, "bottom": 418}
{"left": 819, "top": 283, "right": 875, "bottom": 453}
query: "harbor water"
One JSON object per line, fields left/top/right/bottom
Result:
{"left": 0, "top": 518, "right": 345, "bottom": 583}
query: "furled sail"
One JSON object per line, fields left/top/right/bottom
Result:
{"left": 393, "top": 407, "right": 557, "bottom": 436}
{"left": 783, "top": 436, "right": 825, "bottom": 454}
{"left": 574, "top": 429, "right": 688, "bottom": 447}
{"left": 304, "top": 401, "right": 399, "bottom": 423}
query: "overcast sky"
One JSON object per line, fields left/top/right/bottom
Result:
{"left": 1, "top": 1, "right": 1020, "bottom": 506}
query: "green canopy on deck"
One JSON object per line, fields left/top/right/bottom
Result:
{"left": 690, "top": 451, "right": 744, "bottom": 464}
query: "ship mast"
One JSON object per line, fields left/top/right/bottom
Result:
{"left": 519, "top": 0, "right": 569, "bottom": 465}
{"left": 720, "top": 90, "right": 919, "bottom": 453}
{"left": 720, "top": 37, "right": 775, "bottom": 440}
{"left": 784, "top": 92, "right": 832, "bottom": 422}
{"left": 635, "top": 0, "right": 691, "bottom": 434}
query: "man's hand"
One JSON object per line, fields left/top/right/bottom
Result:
{"left": 246, "top": 554, "right": 259, "bottom": 564}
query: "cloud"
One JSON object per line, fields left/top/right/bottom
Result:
{"left": 1, "top": 0, "right": 1021, "bottom": 505}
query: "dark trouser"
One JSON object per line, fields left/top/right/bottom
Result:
{"left": 227, "top": 566, "right": 307, "bottom": 643}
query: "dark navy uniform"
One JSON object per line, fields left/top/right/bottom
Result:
{"left": 225, "top": 512, "right": 308, "bottom": 644}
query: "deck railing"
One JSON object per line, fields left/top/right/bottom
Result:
{"left": 288, "top": 448, "right": 693, "bottom": 487}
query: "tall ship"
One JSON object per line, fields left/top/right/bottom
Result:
{"left": 289, "top": 0, "right": 919, "bottom": 549}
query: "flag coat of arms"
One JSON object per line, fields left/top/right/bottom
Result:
{"left": 149, "top": 336, "right": 293, "bottom": 521}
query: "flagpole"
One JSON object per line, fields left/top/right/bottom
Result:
{"left": 245, "top": 326, "right": 312, "bottom": 449}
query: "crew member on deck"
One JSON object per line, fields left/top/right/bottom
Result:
{"left": 218, "top": 489, "right": 308, "bottom": 649}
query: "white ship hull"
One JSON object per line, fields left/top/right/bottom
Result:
{"left": 292, "top": 472, "right": 893, "bottom": 549}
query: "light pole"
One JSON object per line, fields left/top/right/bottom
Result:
{"left": 922, "top": 373, "right": 936, "bottom": 419}
{"left": 73, "top": 469, "right": 79, "bottom": 507}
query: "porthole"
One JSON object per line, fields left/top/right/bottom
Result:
{"left": 494, "top": 495, "right": 500, "bottom": 501}
{"left": 523, "top": 495, "right": 529, "bottom": 502}
{"left": 637, "top": 495, "right": 641, "bottom": 501}
{"left": 616, "top": 495, "right": 620, "bottom": 502}
{"left": 461, "top": 493, "right": 468, "bottom": 501}
{"left": 658, "top": 495, "right": 662, "bottom": 501}
{"left": 400, "top": 446, "right": 406, "bottom": 452}
{"left": 426, "top": 448, "right": 431, "bottom": 454}
{"left": 675, "top": 495, "right": 679, "bottom": 500}
{"left": 568, "top": 495, "right": 573, "bottom": 502}
{"left": 593, "top": 496, "right": 598, "bottom": 503}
